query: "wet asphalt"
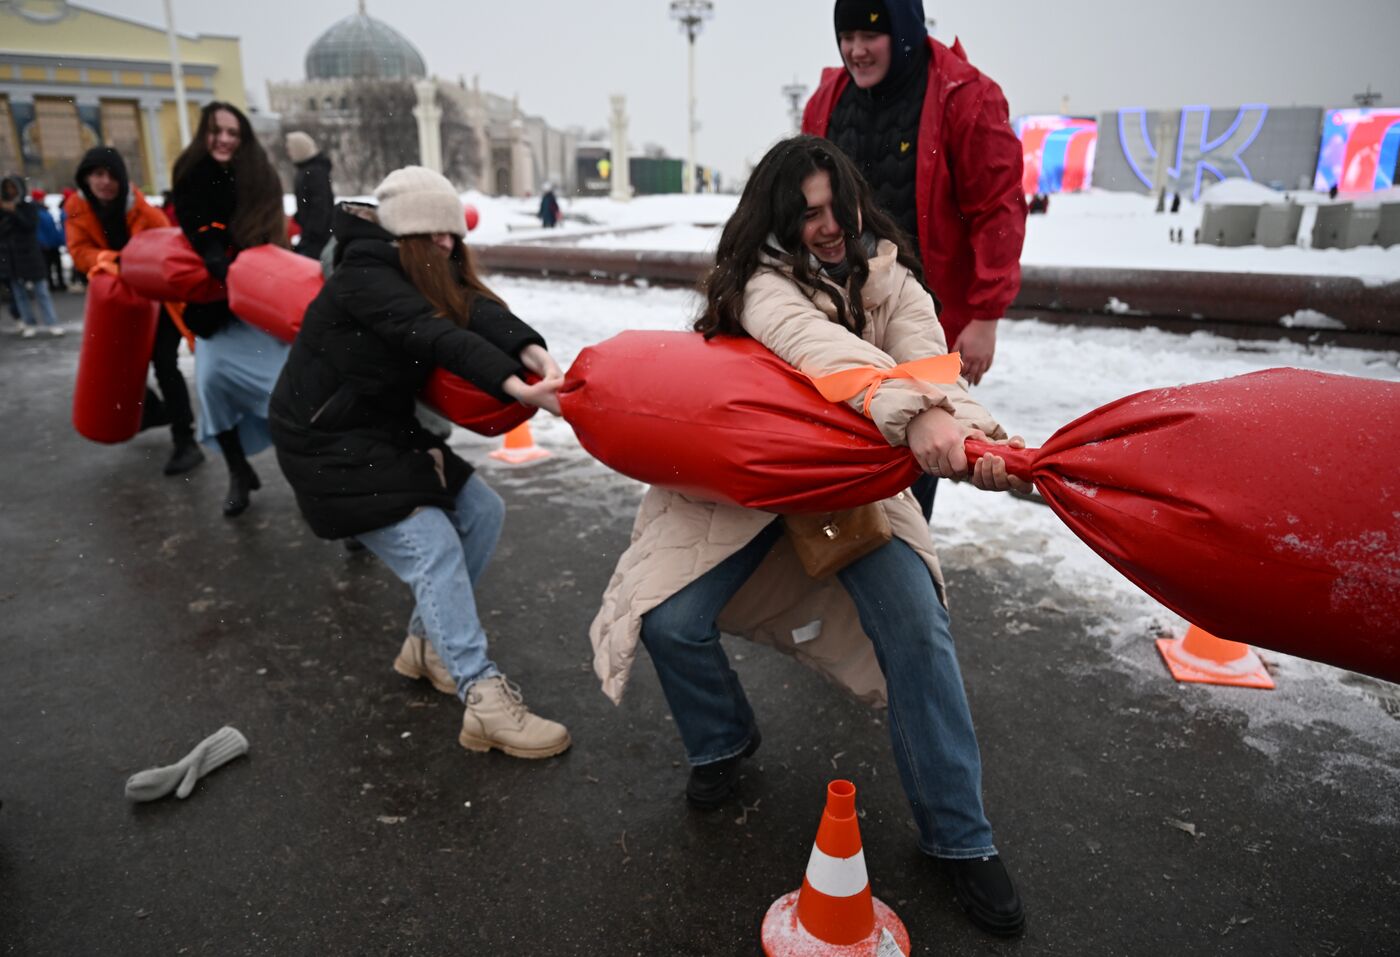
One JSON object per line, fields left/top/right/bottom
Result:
{"left": 1, "top": 291, "right": 1397, "bottom": 956}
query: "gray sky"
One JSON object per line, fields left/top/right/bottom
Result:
{"left": 87, "top": 0, "right": 1400, "bottom": 182}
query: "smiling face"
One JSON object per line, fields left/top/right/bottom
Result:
{"left": 838, "top": 30, "right": 892, "bottom": 89}
{"left": 799, "top": 169, "right": 847, "bottom": 264}
{"left": 205, "top": 109, "right": 241, "bottom": 165}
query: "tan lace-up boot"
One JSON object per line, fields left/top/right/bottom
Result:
{"left": 459, "top": 675, "right": 571, "bottom": 759}
{"left": 392, "top": 635, "right": 456, "bottom": 695}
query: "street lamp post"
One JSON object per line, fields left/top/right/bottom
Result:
{"left": 781, "top": 79, "right": 808, "bottom": 135}
{"left": 162, "top": 0, "right": 190, "bottom": 146}
{"left": 669, "top": 0, "right": 713, "bottom": 194}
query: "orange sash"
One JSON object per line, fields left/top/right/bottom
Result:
{"left": 806, "top": 353, "right": 962, "bottom": 417}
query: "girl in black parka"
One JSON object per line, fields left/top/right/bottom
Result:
{"left": 270, "top": 166, "right": 570, "bottom": 760}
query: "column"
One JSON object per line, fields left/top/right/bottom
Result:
{"left": 412, "top": 79, "right": 443, "bottom": 174}
{"left": 140, "top": 99, "right": 168, "bottom": 193}
{"left": 609, "top": 95, "right": 631, "bottom": 202}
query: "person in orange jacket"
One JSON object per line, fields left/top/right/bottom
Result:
{"left": 66, "top": 146, "right": 205, "bottom": 475}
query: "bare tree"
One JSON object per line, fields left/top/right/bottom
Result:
{"left": 281, "top": 80, "right": 482, "bottom": 195}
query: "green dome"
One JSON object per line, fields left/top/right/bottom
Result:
{"left": 305, "top": 12, "right": 427, "bottom": 81}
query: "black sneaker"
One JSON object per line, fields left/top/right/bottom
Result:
{"left": 944, "top": 854, "right": 1025, "bottom": 937}
{"left": 164, "top": 439, "right": 206, "bottom": 476}
{"left": 685, "top": 729, "right": 761, "bottom": 811}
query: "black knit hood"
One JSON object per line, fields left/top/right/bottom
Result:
{"left": 75, "top": 146, "right": 132, "bottom": 250}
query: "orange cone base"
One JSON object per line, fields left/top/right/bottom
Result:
{"left": 761, "top": 889, "right": 909, "bottom": 957}
{"left": 488, "top": 445, "right": 552, "bottom": 465}
{"left": 1155, "top": 637, "right": 1275, "bottom": 689}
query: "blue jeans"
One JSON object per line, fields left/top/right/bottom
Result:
{"left": 356, "top": 474, "right": 505, "bottom": 699}
{"left": 10, "top": 279, "right": 58, "bottom": 328}
{"left": 640, "top": 520, "right": 997, "bottom": 858}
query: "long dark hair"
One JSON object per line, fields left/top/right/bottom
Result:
{"left": 397, "top": 235, "right": 504, "bottom": 326}
{"left": 695, "top": 135, "right": 924, "bottom": 339}
{"left": 171, "top": 101, "right": 287, "bottom": 249}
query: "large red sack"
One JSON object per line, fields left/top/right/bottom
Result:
{"left": 558, "top": 331, "right": 920, "bottom": 513}
{"left": 226, "top": 244, "right": 322, "bottom": 343}
{"left": 219, "top": 244, "right": 533, "bottom": 436}
{"left": 120, "top": 227, "right": 226, "bottom": 303}
{"left": 422, "top": 369, "right": 537, "bottom": 437}
{"left": 72, "top": 272, "right": 160, "bottom": 444}
{"left": 965, "top": 368, "right": 1400, "bottom": 683}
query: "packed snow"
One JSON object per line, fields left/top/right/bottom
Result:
{"left": 459, "top": 188, "right": 1400, "bottom": 283}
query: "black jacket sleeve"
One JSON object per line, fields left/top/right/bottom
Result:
{"left": 335, "top": 259, "right": 527, "bottom": 401}
{"left": 466, "top": 297, "right": 547, "bottom": 358}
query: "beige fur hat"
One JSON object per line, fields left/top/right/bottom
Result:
{"left": 284, "top": 131, "right": 318, "bottom": 164}
{"left": 373, "top": 166, "right": 465, "bottom": 238}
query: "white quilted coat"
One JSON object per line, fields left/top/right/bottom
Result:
{"left": 588, "top": 240, "right": 1007, "bottom": 706}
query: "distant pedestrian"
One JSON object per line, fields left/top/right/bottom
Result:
{"left": 66, "top": 145, "right": 205, "bottom": 476}
{"left": 538, "top": 184, "right": 560, "bottom": 228}
{"left": 285, "top": 130, "right": 333, "bottom": 260}
{"left": 0, "top": 175, "right": 63, "bottom": 337}
{"left": 32, "top": 189, "right": 67, "bottom": 292}
{"left": 170, "top": 101, "right": 291, "bottom": 517}
{"left": 270, "top": 167, "right": 571, "bottom": 759}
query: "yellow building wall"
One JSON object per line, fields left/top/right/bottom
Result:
{"left": 1, "top": 3, "right": 249, "bottom": 190}
{"left": 0, "top": 5, "right": 246, "bottom": 108}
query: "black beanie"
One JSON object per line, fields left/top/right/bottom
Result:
{"left": 834, "top": 0, "right": 892, "bottom": 34}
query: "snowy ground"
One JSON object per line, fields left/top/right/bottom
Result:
{"left": 459, "top": 188, "right": 1400, "bottom": 283}
{"left": 441, "top": 275, "right": 1400, "bottom": 769}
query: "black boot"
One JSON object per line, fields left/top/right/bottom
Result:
{"left": 215, "top": 429, "right": 259, "bottom": 517}
{"left": 222, "top": 465, "right": 261, "bottom": 517}
{"left": 944, "top": 854, "right": 1025, "bottom": 937}
{"left": 164, "top": 436, "right": 205, "bottom": 476}
{"left": 685, "top": 729, "right": 761, "bottom": 810}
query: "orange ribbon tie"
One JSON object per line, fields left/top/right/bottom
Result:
{"left": 807, "top": 352, "right": 963, "bottom": 417}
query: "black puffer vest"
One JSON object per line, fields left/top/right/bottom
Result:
{"left": 826, "top": 42, "right": 930, "bottom": 247}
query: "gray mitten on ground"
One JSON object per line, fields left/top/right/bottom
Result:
{"left": 124, "top": 726, "right": 249, "bottom": 802}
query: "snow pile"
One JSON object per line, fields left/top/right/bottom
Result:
{"left": 460, "top": 189, "right": 1399, "bottom": 281}
{"left": 1199, "top": 177, "right": 1290, "bottom": 206}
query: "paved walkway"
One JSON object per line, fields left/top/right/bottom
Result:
{"left": 1, "top": 292, "right": 1396, "bottom": 955}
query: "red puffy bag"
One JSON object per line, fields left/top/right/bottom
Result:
{"left": 558, "top": 331, "right": 920, "bottom": 513}
{"left": 226, "top": 244, "right": 323, "bottom": 343}
{"left": 421, "top": 369, "right": 538, "bottom": 437}
{"left": 965, "top": 368, "right": 1400, "bottom": 684}
{"left": 120, "top": 227, "right": 226, "bottom": 303}
{"left": 218, "top": 243, "right": 533, "bottom": 436}
{"left": 72, "top": 272, "right": 161, "bottom": 444}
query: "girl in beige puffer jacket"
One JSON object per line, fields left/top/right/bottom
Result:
{"left": 589, "top": 135, "right": 1031, "bottom": 936}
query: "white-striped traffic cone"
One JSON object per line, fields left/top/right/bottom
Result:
{"left": 761, "top": 779, "right": 910, "bottom": 956}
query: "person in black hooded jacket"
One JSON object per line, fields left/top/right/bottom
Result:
{"left": 284, "top": 131, "right": 333, "bottom": 260}
{"left": 270, "top": 166, "right": 571, "bottom": 761}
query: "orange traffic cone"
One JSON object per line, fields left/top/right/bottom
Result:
{"left": 488, "top": 422, "right": 551, "bottom": 465}
{"left": 761, "top": 780, "right": 910, "bottom": 957}
{"left": 1156, "top": 623, "right": 1275, "bottom": 689}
